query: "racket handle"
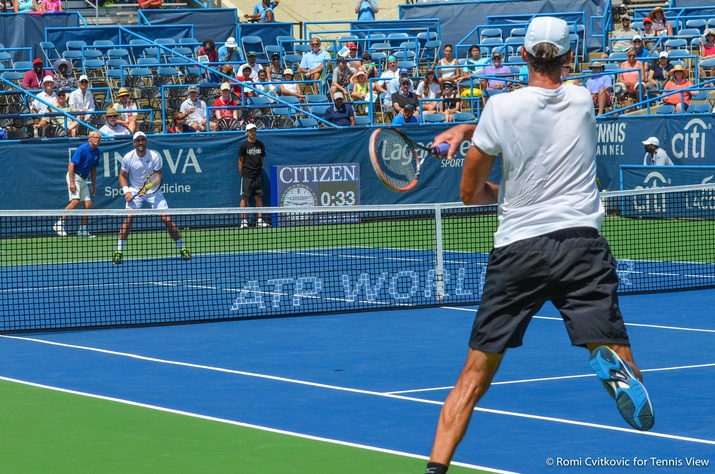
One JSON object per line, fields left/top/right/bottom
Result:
{"left": 432, "top": 143, "right": 450, "bottom": 156}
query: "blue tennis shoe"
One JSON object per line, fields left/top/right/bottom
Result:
{"left": 590, "top": 346, "right": 654, "bottom": 431}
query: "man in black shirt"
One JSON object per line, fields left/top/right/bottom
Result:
{"left": 238, "top": 123, "right": 269, "bottom": 229}
{"left": 392, "top": 78, "right": 419, "bottom": 116}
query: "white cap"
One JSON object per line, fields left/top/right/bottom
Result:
{"left": 642, "top": 137, "right": 659, "bottom": 147}
{"left": 659, "top": 51, "right": 669, "bottom": 58}
{"left": 245, "top": 123, "right": 257, "bottom": 132}
{"left": 133, "top": 131, "right": 147, "bottom": 141}
{"left": 225, "top": 37, "right": 237, "bottom": 48}
{"left": 79, "top": 74, "right": 89, "bottom": 82}
{"left": 42, "top": 75, "right": 55, "bottom": 84}
{"left": 333, "top": 92, "right": 344, "bottom": 100}
{"left": 283, "top": 68, "right": 294, "bottom": 75}
{"left": 633, "top": 35, "right": 643, "bottom": 41}
{"left": 220, "top": 82, "right": 231, "bottom": 91}
{"left": 524, "top": 16, "right": 571, "bottom": 57}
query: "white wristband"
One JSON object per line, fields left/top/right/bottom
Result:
{"left": 122, "top": 186, "right": 129, "bottom": 194}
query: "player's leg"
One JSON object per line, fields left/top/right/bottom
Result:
{"left": 113, "top": 215, "right": 134, "bottom": 263}
{"left": 253, "top": 176, "right": 269, "bottom": 227}
{"left": 77, "top": 181, "right": 94, "bottom": 238}
{"left": 154, "top": 195, "right": 190, "bottom": 260}
{"left": 55, "top": 173, "right": 81, "bottom": 236}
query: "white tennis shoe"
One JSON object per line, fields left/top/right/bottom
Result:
{"left": 53, "top": 219, "right": 67, "bottom": 237}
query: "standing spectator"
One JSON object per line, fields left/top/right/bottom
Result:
{"left": 46, "top": 89, "right": 79, "bottom": 137}
{"left": 425, "top": 18, "right": 653, "bottom": 474}
{"left": 245, "top": 0, "right": 279, "bottom": 22}
{"left": 240, "top": 51, "right": 263, "bottom": 81}
{"left": 299, "top": 37, "right": 331, "bottom": 94}
{"left": 53, "top": 131, "right": 101, "bottom": 238}
{"left": 642, "top": 137, "right": 673, "bottom": 166}
{"left": 355, "top": 0, "right": 377, "bottom": 21}
{"left": 662, "top": 64, "right": 692, "bottom": 113}
{"left": 699, "top": 30, "right": 715, "bottom": 78}
{"left": 331, "top": 57, "right": 352, "bottom": 98}
{"left": 278, "top": 69, "right": 306, "bottom": 100}
{"left": 113, "top": 132, "right": 191, "bottom": 264}
{"left": 213, "top": 82, "right": 238, "bottom": 121}
{"left": 22, "top": 58, "right": 54, "bottom": 90}
{"left": 266, "top": 52, "right": 283, "bottom": 81}
{"left": 416, "top": 68, "right": 441, "bottom": 116}
{"left": 99, "top": 108, "right": 131, "bottom": 137}
{"left": 647, "top": 51, "right": 673, "bottom": 91}
{"left": 112, "top": 87, "right": 138, "bottom": 134}
{"left": 648, "top": 7, "right": 673, "bottom": 37}
{"left": 218, "top": 37, "right": 240, "bottom": 63}
{"left": 391, "top": 103, "right": 419, "bottom": 125}
{"left": 586, "top": 62, "right": 613, "bottom": 116}
{"left": 52, "top": 59, "right": 78, "bottom": 90}
{"left": 610, "top": 15, "right": 642, "bottom": 53}
{"left": 69, "top": 75, "right": 96, "bottom": 123}
{"left": 481, "top": 52, "right": 512, "bottom": 90}
{"left": 391, "top": 77, "right": 419, "bottom": 116}
{"left": 238, "top": 123, "right": 270, "bottom": 229}
{"left": 437, "top": 44, "right": 463, "bottom": 85}
{"left": 168, "top": 111, "right": 195, "bottom": 133}
{"left": 440, "top": 80, "right": 461, "bottom": 121}
{"left": 181, "top": 85, "right": 207, "bottom": 131}
{"left": 323, "top": 92, "right": 355, "bottom": 126}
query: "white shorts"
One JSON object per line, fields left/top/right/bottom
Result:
{"left": 126, "top": 191, "right": 169, "bottom": 210}
{"left": 67, "top": 172, "right": 91, "bottom": 202}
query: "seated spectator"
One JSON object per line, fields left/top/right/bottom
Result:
{"left": 235, "top": 65, "right": 255, "bottom": 101}
{"left": 218, "top": 37, "right": 240, "bottom": 63}
{"left": 610, "top": 15, "right": 642, "bottom": 53}
{"left": 22, "top": 58, "right": 54, "bottom": 90}
{"left": 416, "top": 68, "right": 441, "bottom": 115}
{"left": 614, "top": 49, "right": 647, "bottom": 102}
{"left": 198, "top": 39, "right": 219, "bottom": 82}
{"left": 99, "top": 108, "right": 131, "bottom": 136}
{"left": 213, "top": 82, "right": 238, "bottom": 121}
{"left": 168, "top": 112, "right": 195, "bottom": 133}
{"left": 351, "top": 70, "right": 370, "bottom": 102}
{"left": 266, "top": 52, "right": 283, "bottom": 81}
{"left": 632, "top": 36, "right": 649, "bottom": 59}
{"left": 662, "top": 64, "right": 692, "bottom": 113}
{"left": 40, "top": 0, "right": 62, "bottom": 12}
{"left": 374, "top": 55, "right": 399, "bottom": 110}
{"left": 463, "top": 45, "right": 489, "bottom": 75}
{"left": 699, "top": 30, "right": 715, "bottom": 78}
{"left": 344, "top": 43, "right": 361, "bottom": 72}
{"left": 357, "top": 52, "right": 378, "bottom": 81}
{"left": 323, "top": 92, "right": 355, "bottom": 126}
{"left": 138, "top": 0, "right": 162, "bottom": 9}
{"left": 440, "top": 80, "right": 460, "bottom": 122}
{"left": 648, "top": 6, "right": 673, "bottom": 37}
{"left": 254, "top": 69, "right": 278, "bottom": 102}
{"left": 53, "top": 59, "right": 78, "bottom": 91}
{"left": 278, "top": 69, "right": 305, "bottom": 100}
{"left": 437, "top": 44, "right": 463, "bottom": 85}
{"left": 586, "top": 62, "right": 613, "bottom": 116}
{"left": 13, "top": 0, "right": 38, "bottom": 12}
{"left": 31, "top": 76, "right": 57, "bottom": 132}
{"left": 45, "top": 89, "right": 78, "bottom": 137}
{"left": 391, "top": 77, "right": 418, "bottom": 116}
{"left": 332, "top": 57, "right": 351, "bottom": 98}
{"left": 391, "top": 103, "right": 419, "bottom": 125}
{"left": 181, "top": 85, "right": 208, "bottom": 131}
{"left": 69, "top": 75, "right": 96, "bottom": 123}
{"left": 647, "top": 51, "right": 673, "bottom": 92}
{"left": 240, "top": 51, "right": 263, "bottom": 81}
{"left": 299, "top": 37, "right": 331, "bottom": 95}
{"left": 480, "top": 52, "right": 512, "bottom": 90}
{"left": 561, "top": 64, "right": 581, "bottom": 86}
{"left": 641, "top": 18, "right": 658, "bottom": 51}
{"left": 112, "top": 87, "right": 138, "bottom": 134}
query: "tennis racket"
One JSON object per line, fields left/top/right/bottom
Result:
{"left": 368, "top": 128, "right": 450, "bottom": 192}
{"left": 132, "top": 171, "right": 162, "bottom": 199}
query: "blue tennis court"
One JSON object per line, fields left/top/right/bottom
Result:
{"left": 2, "top": 288, "right": 714, "bottom": 473}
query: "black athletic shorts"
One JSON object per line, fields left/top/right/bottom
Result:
{"left": 469, "top": 227, "right": 630, "bottom": 354}
{"left": 241, "top": 174, "right": 264, "bottom": 197}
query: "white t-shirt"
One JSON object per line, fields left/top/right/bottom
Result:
{"left": 121, "top": 148, "right": 162, "bottom": 191}
{"left": 472, "top": 84, "right": 604, "bottom": 248}
{"left": 416, "top": 80, "right": 440, "bottom": 99}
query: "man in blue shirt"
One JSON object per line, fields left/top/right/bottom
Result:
{"left": 244, "top": 0, "right": 278, "bottom": 22}
{"left": 391, "top": 103, "right": 419, "bottom": 125}
{"left": 299, "top": 38, "right": 331, "bottom": 94}
{"left": 586, "top": 62, "right": 613, "bottom": 116}
{"left": 323, "top": 92, "right": 355, "bottom": 126}
{"left": 218, "top": 37, "right": 240, "bottom": 63}
{"left": 53, "top": 131, "right": 102, "bottom": 238}
{"left": 355, "top": 0, "right": 378, "bottom": 21}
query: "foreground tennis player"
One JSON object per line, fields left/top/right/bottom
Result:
{"left": 425, "top": 17, "right": 653, "bottom": 474}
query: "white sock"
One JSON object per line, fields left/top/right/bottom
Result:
{"left": 175, "top": 239, "right": 184, "bottom": 250}
{"left": 117, "top": 240, "right": 126, "bottom": 252}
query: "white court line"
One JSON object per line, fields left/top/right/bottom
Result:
{"left": 0, "top": 376, "right": 511, "bottom": 474}
{"left": 2, "top": 334, "right": 715, "bottom": 447}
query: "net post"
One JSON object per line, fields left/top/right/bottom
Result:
{"left": 435, "top": 203, "right": 445, "bottom": 301}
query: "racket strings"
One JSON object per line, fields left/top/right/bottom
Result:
{"left": 373, "top": 131, "right": 419, "bottom": 189}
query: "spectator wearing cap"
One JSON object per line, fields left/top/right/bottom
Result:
{"left": 641, "top": 17, "right": 658, "bottom": 50}
{"left": 391, "top": 76, "right": 419, "bottom": 116}
{"left": 355, "top": 0, "right": 377, "bottom": 21}
{"left": 112, "top": 87, "right": 138, "bottom": 134}
{"left": 214, "top": 82, "right": 239, "bottom": 122}
{"left": 218, "top": 37, "right": 240, "bottom": 63}
{"left": 279, "top": 69, "right": 306, "bottom": 100}
{"left": 22, "top": 58, "right": 54, "bottom": 89}
{"left": 385, "top": 67, "right": 413, "bottom": 113}
{"left": 99, "top": 108, "right": 131, "bottom": 137}
{"left": 344, "top": 43, "right": 361, "bottom": 72}
{"left": 53, "top": 59, "right": 78, "bottom": 91}
{"left": 46, "top": 89, "right": 78, "bottom": 137}
{"left": 69, "top": 75, "right": 96, "bottom": 123}
{"left": 391, "top": 103, "right": 419, "bottom": 125}
{"left": 699, "top": 30, "right": 715, "bottom": 78}
{"left": 168, "top": 111, "right": 195, "bottom": 133}
{"left": 31, "top": 75, "right": 57, "bottom": 116}
{"left": 374, "top": 55, "right": 399, "bottom": 104}
{"left": 299, "top": 37, "right": 331, "bottom": 94}
{"left": 586, "top": 62, "right": 613, "bottom": 116}
{"left": 610, "top": 15, "right": 642, "bottom": 53}
{"left": 180, "top": 85, "right": 208, "bottom": 131}
{"left": 267, "top": 52, "right": 283, "bottom": 81}
{"left": 632, "top": 36, "right": 648, "bottom": 59}
{"left": 614, "top": 48, "right": 647, "bottom": 102}
{"left": 440, "top": 80, "right": 461, "bottom": 121}
{"left": 245, "top": 0, "right": 278, "bottom": 22}
{"left": 647, "top": 51, "right": 673, "bottom": 91}
{"left": 416, "top": 68, "right": 441, "bottom": 116}
{"left": 323, "top": 92, "right": 355, "bottom": 126}
{"left": 662, "top": 64, "right": 692, "bottom": 113}
{"left": 240, "top": 51, "right": 263, "bottom": 81}
{"left": 437, "top": 44, "right": 463, "bottom": 85}
{"left": 642, "top": 137, "right": 673, "bottom": 165}
{"left": 648, "top": 6, "right": 673, "bottom": 37}
{"left": 13, "top": 0, "right": 38, "bottom": 13}
{"left": 480, "top": 52, "right": 512, "bottom": 90}
{"left": 332, "top": 57, "right": 352, "bottom": 98}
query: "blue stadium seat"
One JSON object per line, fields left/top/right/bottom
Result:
{"left": 423, "top": 113, "right": 446, "bottom": 123}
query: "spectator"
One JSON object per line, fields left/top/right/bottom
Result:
{"left": 586, "top": 62, "right": 613, "bottom": 116}
{"left": 437, "top": 44, "right": 463, "bottom": 85}
{"left": 382, "top": 67, "right": 412, "bottom": 114}
{"left": 13, "top": 0, "right": 38, "bottom": 12}
{"left": 662, "top": 64, "right": 692, "bottom": 113}
{"left": 647, "top": 51, "right": 673, "bottom": 91}
{"left": 332, "top": 57, "right": 351, "bottom": 98}
{"left": 245, "top": 0, "right": 278, "bottom": 22}
{"left": 699, "top": 30, "right": 715, "bottom": 78}
{"left": 213, "top": 82, "right": 238, "bottom": 121}
{"left": 46, "top": 89, "right": 79, "bottom": 137}
{"left": 610, "top": 15, "right": 642, "bottom": 53}
{"left": 299, "top": 37, "right": 330, "bottom": 94}
{"left": 344, "top": 43, "right": 361, "bottom": 72}
{"left": 323, "top": 92, "right": 355, "bottom": 126}
{"left": 632, "top": 36, "right": 649, "bottom": 59}
{"left": 69, "top": 75, "right": 96, "bottom": 123}
{"left": 39, "top": 0, "right": 62, "bottom": 12}
{"left": 358, "top": 52, "right": 378, "bottom": 80}
{"left": 391, "top": 103, "right": 419, "bottom": 125}
{"left": 218, "top": 37, "right": 240, "bottom": 63}
{"left": 416, "top": 68, "right": 441, "bottom": 116}
{"left": 22, "top": 58, "right": 54, "bottom": 90}
{"left": 648, "top": 7, "right": 673, "bottom": 37}
{"left": 561, "top": 64, "right": 581, "bottom": 86}
{"left": 52, "top": 59, "right": 78, "bottom": 91}
{"left": 374, "top": 55, "right": 399, "bottom": 100}
{"left": 355, "top": 0, "right": 377, "bottom": 21}
{"left": 112, "top": 87, "right": 138, "bottom": 134}
{"left": 198, "top": 39, "right": 218, "bottom": 64}
{"left": 440, "top": 80, "right": 460, "bottom": 121}
{"left": 31, "top": 76, "right": 57, "bottom": 132}
{"left": 168, "top": 111, "right": 195, "bottom": 133}
{"left": 235, "top": 65, "right": 255, "bottom": 101}
{"left": 254, "top": 69, "right": 278, "bottom": 102}
{"left": 481, "top": 52, "right": 512, "bottom": 90}
{"left": 278, "top": 69, "right": 305, "bottom": 100}
{"left": 99, "top": 108, "right": 131, "bottom": 137}
{"left": 350, "top": 70, "right": 370, "bottom": 102}
{"left": 138, "top": 0, "right": 161, "bottom": 9}
{"left": 391, "top": 77, "right": 418, "bottom": 116}
{"left": 642, "top": 137, "right": 673, "bottom": 166}
{"left": 614, "top": 49, "right": 647, "bottom": 103}
{"left": 266, "top": 52, "right": 283, "bottom": 81}
{"left": 463, "top": 45, "right": 489, "bottom": 75}
{"left": 240, "top": 51, "right": 263, "bottom": 81}
{"left": 641, "top": 18, "right": 658, "bottom": 51}
{"left": 181, "top": 85, "right": 207, "bottom": 131}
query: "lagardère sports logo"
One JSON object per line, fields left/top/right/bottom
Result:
{"left": 671, "top": 118, "right": 710, "bottom": 159}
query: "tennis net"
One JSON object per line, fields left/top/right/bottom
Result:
{"left": 1, "top": 184, "right": 714, "bottom": 333}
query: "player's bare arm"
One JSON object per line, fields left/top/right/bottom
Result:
{"left": 460, "top": 145, "right": 498, "bottom": 205}
{"left": 433, "top": 124, "right": 476, "bottom": 160}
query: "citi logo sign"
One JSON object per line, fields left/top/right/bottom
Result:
{"left": 671, "top": 118, "right": 710, "bottom": 159}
